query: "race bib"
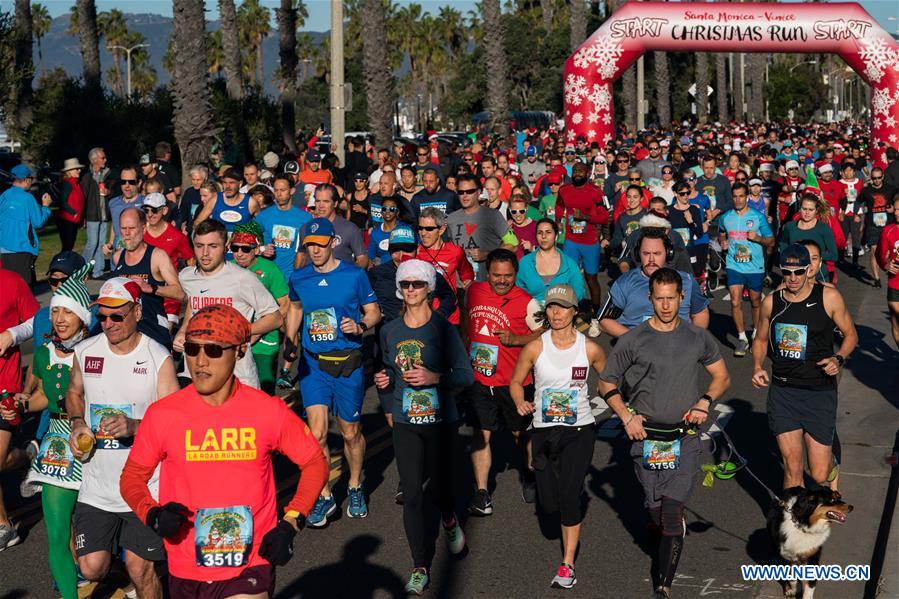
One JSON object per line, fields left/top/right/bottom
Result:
{"left": 568, "top": 215, "right": 586, "bottom": 235}
{"left": 874, "top": 212, "right": 888, "bottom": 227}
{"left": 89, "top": 404, "right": 133, "bottom": 450}
{"left": 734, "top": 243, "right": 751, "bottom": 263}
{"left": 271, "top": 225, "right": 297, "bottom": 250}
{"left": 643, "top": 439, "right": 681, "bottom": 470}
{"left": 541, "top": 388, "right": 577, "bottom": 425}
{"left": 774, "top": 323, "right": 808, "bottom": 360}
{"left": 218, "top": 209, "right": 243, "bottom": 224}
{"left": 403, "top": 387, "right": 440, "bottom": 424}
{"left": 469, "top": 342, "right": 499, "bottom": 377}
{"left": 34, "top": 432, "right": 76, "bottom": 480}
{"left": 306, "top": 308, "right": 337, "bottom": 343}
{"left": 195, "top": 506, "right": 253, "bottom": 568}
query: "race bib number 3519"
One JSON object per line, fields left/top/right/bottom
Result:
{"left": 195, "top": 506, "right": 253, "bottom": 568}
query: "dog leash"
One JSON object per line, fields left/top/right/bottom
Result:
{"left": 705, "top": 410, "right": 783, "bottom": 505}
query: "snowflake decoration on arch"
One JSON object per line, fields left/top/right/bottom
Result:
{"left": 587, "top": 84, "right": 612, "bottom": 112}
{"left": 601, "top": 112, "right": 612, "bottom": 125}
{"left": 890, "top": 134, "right": 898, "bottom": 144}
{"left": 587, "top": 130, "right": 597, "bottom": 140}
{"left": 872, "top": 116, "right": 882, "bottom": 129}
{"left": 885, "top": 114, "right": 897, "bottom": 128}
{"left": 573, "top": 36, "right": 624, "bottom": 80}
{"left": 567, "top": 130, "right": 577, "bottom": 141}
{"left": 586, "top": 112, "right": 600, "bottom": 124}
{"left": 564, "top": 73, "right": 588, "bottom": 107}
{"left": 602, "top": 133, "right": 613, "bottom": 146}
{"left": 858, "top": 38, "right": 899, "bottom": 84}
{"left": 571, "top": 112, "right": 583, "bottom": 125}
{"left": 872, "top": 87, "right": 897, "bottom": 116}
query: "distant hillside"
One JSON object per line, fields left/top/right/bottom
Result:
{"left": 34, "top": 13, "right": 327, "bottom": 95}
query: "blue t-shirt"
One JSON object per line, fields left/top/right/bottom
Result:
{"left": 367, "top": 224, "right": 393, "bottom": 264}
{"left": 719, "top": 208, "right": 773, "bottom": 274}
{"left": 609, "top": 268, "right": 709, "bottom": 329}
{"left": 107, "top": 195, "right": 144, "bottom": 245}
{"left": 255, "top": 205, "right": 311, "bottom": 280}
{"left": 288, "top": 261, "right": 377, "bottom": 353}
{"left": 688, "top": 194, "right": 711, "bottom": 244}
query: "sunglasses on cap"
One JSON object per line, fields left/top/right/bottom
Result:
{"left": 457, "top": 188, "right": 479, "bottom": 195}
{"left": 97, "top": 305, "right": 136, "bottom": 323}
{"left": 120, "top": 179, "right": 138, "bottom": 185}
{"left": 782, "top": 267, "right": 807, "bottom": 277}
{"left": 184, "top": 342, "right": 238, "bottom": 358}
{"left": 399, "top": 280, "right": 428, "bottom": 290}
{"left": 230, "top": 244, "right": 257, "bottom": 254}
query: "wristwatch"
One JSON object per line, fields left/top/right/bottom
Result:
{"left": 833, "top": 354, "right": 845, "bottom": 367}
{"left": 150, "top": 284, "right": 159, "bottom": 296}
{"left": 357, "top": 321, "right": 368, "bottom": 333}
{"left": 285, "top": 510, "right": 306, "bottom": 530}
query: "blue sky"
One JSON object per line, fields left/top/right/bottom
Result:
{"left": 6, "top": 0, "right": 898, "bottom": 34}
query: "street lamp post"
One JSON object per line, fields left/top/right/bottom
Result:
{"left": 789, "top": 60, "right": 816, "bottom": 73}
{"left": 107, "top": 43, "right": 149, "bottom": 98}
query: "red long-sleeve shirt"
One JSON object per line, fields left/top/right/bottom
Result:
{"left": 555, "top": 181, "right": 609, "bottom": 245}
{"left": 120, "top": 380, "right": 327, "bottom": 581}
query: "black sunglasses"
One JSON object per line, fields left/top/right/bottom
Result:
{"left": 457, "top": 188, "right": 479, "bottom": 195}
{"left": 399, "top": 280, "right": 428, "bottom": 290}
{"left": 120, "top": 179, "right": 138, "bottom": 185}
{"left": 676, "top": 191, "right": 690, "bottom": 196}
{"left": 97, "top": 305, "right": 136, "bottom": 323}
{"left": 616, "top": 159, "right": 629, "bottom": 163}
{"left": 629, "top": 178, "right": 641, "bottom": 182}
{"left": 418, "top": 225, "right": 439, "bottom": 232}
{"left": 49, "top": 275, "right": 70, "bottom": 287}
{"left": 230, "top": 244, "right": 256, "bottom": 254}
{"left": 417, "top": 153, "right": 428, "bottom": 157}
{"left": 184, "top": 342, "right": 238, "bottom": 358}
{"left": 383, "top": 206, "right": 398, "bottom": 212}
{"left": 143, "top": 206, "right": 163, "bottom": 214}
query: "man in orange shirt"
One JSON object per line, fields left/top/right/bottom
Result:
{"left": 299, "top": 150, "right": 333, "bottom": 187}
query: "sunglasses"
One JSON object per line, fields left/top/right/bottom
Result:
{"left": 184, "top": 342, "right": 238, "bottom": 358}
{"left": 230, "top": 244, "right": 256, "bottom": 254}
{"left": 417, "top": 153, "right": 428, "bottom": 157}
{"left": 735, "top": 178, "right": 747, "bottom": 182}
{"left": 676, "top": 191, "right": 690, "bottom": 196}
{"left": 662, "top": 170, "right": 673, "bottom": 175}
{"left": 629, "top": 178, "right": 641, "bottom": 182}
{"left": 872, "top": 176, "right": 883, "bottom": 181}
{"left": 457, "top": 188, "right": 479, "bottom": 195}
{"left": 649, "top": 147, "right": 661, "bottom": 151}
{"left": 549, "top": 182, "right": 561, "bottom": 186}
{"left": 782, "top": 267, "right": 807, "bottom": 277}
{"left": 417, "top": 225, "right": 439, "bottom": 232}
{"left": 509, "top": 209, "right": 527, "bottom": 215}
{"left": 143, "top": 206, "right": 163, "bottom": 214}
{"left": 565, "top": 151, "right": 576, "bottom": 155}
{"left": 97, "top": 305, "right": 135, "bottom": 323}
{"left": 399, "top": 280, "right": 428, "bottom": 290}
{"left": 49, "top": 275, "right": 69, "bottom": 287}
{"left": 120, "top": 179, "right": 138, "bottom": 185}
{"left": 616, "top": 159, "right": 629, "bottom": 163}
{"left": 686, "top": 177, "right": 697, "bottom": 182}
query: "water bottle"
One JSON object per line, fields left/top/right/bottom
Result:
{"left": 0, "top": 390, "right": 21, "bottom": 427}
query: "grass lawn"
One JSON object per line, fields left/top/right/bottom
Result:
{"left": 35, "top": 221, "right": 88, "bottom": 280}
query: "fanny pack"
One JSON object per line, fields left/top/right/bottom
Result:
{"left": 306, "top": 349, "right": 362, "bottom": 378}
{"left": 641, "top": 419, "right": 693, "bottom": 442}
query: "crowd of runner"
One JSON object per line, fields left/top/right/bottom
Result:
{"left": 0, "top": 121, "right": 896, "bottom": 598}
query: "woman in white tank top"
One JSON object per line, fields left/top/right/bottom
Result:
{"left": 509, "top": 283, "right": 606, "bottom": 591}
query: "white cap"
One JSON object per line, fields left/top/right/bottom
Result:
{"left": 759, "top": 163, "right": 775, "bottom": 172}
{"left": 142, "top": 192, "right": 167, "bottom": 209}
{"left": 748, "top": 178, "right": 763, "bottom": 186}
{"left": 395, "top": 259, "right": 437, "bottom": 299}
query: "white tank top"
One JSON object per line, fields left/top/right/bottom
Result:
{"left": 75, "top": 333, "right": 169, "bottom": 512}
{"left": 533, "top": 330, "right": 593, "bottom": 428}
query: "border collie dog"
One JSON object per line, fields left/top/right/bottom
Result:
{"left": 767, "top": 486, "right": 853, "bottom": 598}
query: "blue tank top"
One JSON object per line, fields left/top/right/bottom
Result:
{"left": 210, "top": 192, "right": 252, "bottom": 231}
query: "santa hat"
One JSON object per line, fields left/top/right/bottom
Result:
{"left": 50, "top": 262, "right": 93, "bottom": 327}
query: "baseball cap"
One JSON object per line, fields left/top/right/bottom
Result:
{"left": 10, "top": 164, "right": 34, "bottom": 179}
{"left": 785, "top": 160, "right": 800, "bottom": 170}
{"left": 748, "top": 178, "right": 763, "bottom": 186}
{"left": 284, "top": 160, "right": 300, "bottom": 175}
{"left": 679, "top": 136, "right": 692, "bottom": 146}
{"left": 388, "top": 225, "right": 417, "bottom": 252}
{"left": 91, "top": 277, "right": 142, "bottom": 308}
{"left": 353, "top": 171, "right": 368, "bottom": 181}
{"left": 759, "top": 163, "right": 775, "bottom": 172}
{"left": 306, "top": 149, "right": 322, "bottom": 162}
{"left": 47, "top": 251, "right": 87, "bottom": 275}
{"left": 221, "top": 167, "right": 243, "bottom": 182}
{"left": 142, "top": 192, "right": 167, "bottom": 209}
{"left": 783, "top": 140, "right": 793, "bottom": 147}
{"left": 139, "top": 154, "right": 152, "bottom": 165}
{"left": 780, "top": 243, "right": 811, "bottom": 268}
{"left": 303, "top": 217, "right": 335, "bottom": 246}
{"left": 525, "top": 146, "right": 538, "bottom": 157}
{"left": 544, "top": 284, "right": 578, "bottom": 309}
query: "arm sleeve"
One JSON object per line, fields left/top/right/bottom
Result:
{"left": 119, "top": 408, "right": 164, "bottom": 522}
{"left": 433, "top": 275, "right": 458, "bottom": 320}
{"left": 16, "top": 278, "right": 39, "bottom": 321}
{"left": 588, "top": 191, "right": 610, "bottom": 225}
{"left": 818, "top": 224, "right": 838, "bottom": 263}
{"left": 599, "top": 338, "right": 631, "bottom": 385}
{"left": 349, "top": 225, "right": 365, "bottom": 258}
{"left": 356, "top": 268, "right": 378, "bottom": 306}
{"left": 441, "top": 323, "right": 475, "bottom": 388}
{"left": 6, "top": 316, "right": 35, "bottom": 346}
{"left": 277, "top": 409, "right": 329, "bottom": 517}
{"left": 455, "top": 246, "right": 475, "bottom": 283}
{"left": 245, "top": 272, "right": 280, "bottom": 317}
{"left": 877, "top": 229, "right": 892, "bottom": 268}
{"left": 701, "top": 330, "right": 724, "bottom": 365}
{"left": 688, "top": 277, "right": 710, "bottom": 314}
{"left": 609, "top": 278, "right": 626, "bottom": 310}
{"left": 59, "top": 182, "right": 78, "bottom": 216}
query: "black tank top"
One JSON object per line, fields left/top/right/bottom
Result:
{"left": 113, "top": 244, "right": 172, "bottom": 349}
{"left": 767, "top": 284, "right": 835, "bottom": 390}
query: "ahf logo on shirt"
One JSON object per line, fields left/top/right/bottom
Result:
{"left": 84, "top": 356, "right": 104, "bottom": 376}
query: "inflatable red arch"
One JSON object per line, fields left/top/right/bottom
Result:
{"left": 563, "top": 1, "right": 899, "bottom": 162}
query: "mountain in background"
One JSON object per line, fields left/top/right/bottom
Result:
{"left": 34, "top": 13, "right": 326, "bottom": 95}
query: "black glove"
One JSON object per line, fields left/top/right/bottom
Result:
{"left": 283, "top": 337, "right": 298, "bottom": 362}
{"left": 146, "top": 502, "right": 191, "bottom": 540}
{"left": 258, "top": 519, "right": 297, "bottom": 566}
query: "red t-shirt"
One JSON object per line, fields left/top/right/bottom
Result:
{"left": 416, "top": 241, "right": 474, "bottom": 325}
{"left": 0, "top": 269, "right": 39, "bottom": 393}
{"left": 145, "top": 223, "right": 193, "bottom": 317}
{"left": 466, "top": 282, "right": 539, "bottom": 387}
{"left": 299, "top": 169, "right": 332, "bottom": 186}
{"left": 818, "top": 178, "right": 845, "bottom": 216}
{"left": 877, "top": 224, "right": 899, "bottom": 291}
{"left": 555, "top": 182, "right": 609, "bottom": 245}
{"left": 123, "top": 381, "right": 326, "bottom": 581}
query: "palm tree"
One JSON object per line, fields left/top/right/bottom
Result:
{"left": 695, "top": 53, "right": 708, "bottom": 123}
{"left": 570, "top": 0, "right": 586, "bottom": 53}
{"left": 219, "top": 0, "right": 243, "bottom": 99}
{"left": 237, "top": 0, "right": 270, "bottom": 87}
{"left": 276, "top": 0, "right": 299, "bottom": 152}
{"left": 297, "top": 32, "right": 315, "bottom": 82}
{"left": 31, "top": 3, "right": 51, "bottom": 75}
{"left": 748, "top": 54, "right": 765, "bottom": 121}
{"left": 99, "top": 9, "right": 128, "bottom": 95}
{"left": 716, "top": 52, "right": 728, "bottom": 122}
{"left": 622, "top": 65, "right": 637, "bottom": 133}
{"left": 733, "top": 53, "right": 744, "bottom": 122}
{"left": 171, "top": 0, "right": 218, "bottom": 187}
{"left": 67, "top": 5, "right": 79, "bottom": 36}
{"left": 541, "top": 0, "right": 553, "bottom": 32}
{"left": 654, "top": 51, "right": 670, "bottom": 128}
{"left": 12, "top": 0, "right": 33, "bottom": 134}
{"left": 482, "top": 0, "right": 509, "bottom": 136}
{"left": 77, "top": 0, "right": 102, "bottom": 92}
{"left": 362, "top": 0, "right": 395, "bottom": 147}
{"left": 206, "top": 30, "right": 224, "bottom": 76}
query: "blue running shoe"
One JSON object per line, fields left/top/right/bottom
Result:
{"left": 347, "top": 485, "right": 368, "bottom": 518}
{"left": 307, "top": 495, "right": 337, "bottom": 528}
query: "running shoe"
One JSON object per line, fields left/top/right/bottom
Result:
{"left": 347, "top": 485, "right": 368, "bottom": 518}
{"left": 276, "top": 368, "right": 294, "bottom": 389}
{"left": 521, "top": 471, "right": 537, "bottom": 504}
{"left": 0, "top": 524, "right": 20, "bottom": 551}
{"left": 468, "top": 488, "right": 493, "bottom": 516}
{"left": 405, "top": 567, "right": 429, "bottom": 595}
{"left": 653, "top": 586, "right": 672, "bottom": 598}
{"left": 551, "top": 562, "right": 577, "bottom": 589}
{"left": 307, "top": 495, "right": 337, "bottom": 528}
{"left": 443, "top": 517, "right": 466, "bottom": 555}
{"left": 19, "top": 478, "right": 40, "bottom": 499}
{"left": 123, "top": 586, "right": 137, "bottom": 599}
{"left": 733, "top": 339, "right": 750, "bottom": 357}
{"left": 394, "top": 481, "right": 404, "bottom": 505}
{"left": 76, "top": 568, "right": 90, "bottom": 587}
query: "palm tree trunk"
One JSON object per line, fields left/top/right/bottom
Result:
{"left": 749, "top": 54, "right": 765, "bottom": 121}
{"left": 622, "top": 65, "right": 637, "bottom": 134}
{"left": 76, "top": 0, "right": 101, "bottom": 92}
{"left": 277, "top": 0, "right": 298, "bottom": 153}
{"left": 482, "top": 0, "right": 509, "bottom": 137}
{"left": 172, "top": 0, "right": 218, "bottom": 188}
{"left": 256, "top": 36, "right": 264, "bottom": 87}
{"left": 541, "top": 0, "right": 552, "bottom": 32}
{"left": 653, "top": 51, "right": 670, "bottom": 128}
{"left": 362, "top": 0, "right": 395, "bottom": 148}
{"left": 570, "top": 0, "right": 586, "bottom": 53}
{"left": 12, "top": 0, "right": 33, "bottom": 135}
{"left": 219, "top": 0, "right": 243, "bottom": 100}
{"left": 696, "top": 53, "right": 708, "bottom": 123}
{"left": 716, "top": 52, "right": 728, "bottom": 123}
{"left": 733, "top": 53, "right": 744, "bottom": 122}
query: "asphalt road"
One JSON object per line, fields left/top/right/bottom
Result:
{"left": 1, "top": 262, "right": 897, "bottom": 599}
